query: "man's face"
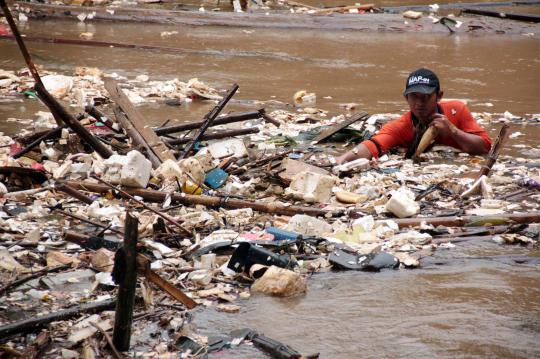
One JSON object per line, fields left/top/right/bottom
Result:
{"left": 405, "top": 91, "right": 440, "bottom": 124}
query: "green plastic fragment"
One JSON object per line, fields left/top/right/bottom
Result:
{"left": 23, "top": 90, "right": 38, "bottom": 99}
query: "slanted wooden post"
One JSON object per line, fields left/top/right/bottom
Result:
{"left": 112, "top": 212, "right": 138, "bottom": 352}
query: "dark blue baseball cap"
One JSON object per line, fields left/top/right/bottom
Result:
{"left": 403, "top": 68, "right": 440, "bottom": 96}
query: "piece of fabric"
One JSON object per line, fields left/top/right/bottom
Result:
{"left": 362, "top": 100, "right": 492, "bottom": 158}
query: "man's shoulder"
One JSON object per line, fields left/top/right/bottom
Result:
{"left": 440, "top": 100, "right": 468, "bottom": 112}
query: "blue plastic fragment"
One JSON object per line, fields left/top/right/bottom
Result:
{"left": 204, "top": 168, "right": 229, "bottom": 189}
{"left": 266, "top": 227, "right": 301, "bottom": 241}
{"left": 288, "top": 153, "right": 304, "bottom": 159}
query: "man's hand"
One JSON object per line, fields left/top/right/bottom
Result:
{"left": 429, "top": 113, "right": 457, "bottom": 138}
{"left": 334, "top": 143, "right": 373, "bottom": 165}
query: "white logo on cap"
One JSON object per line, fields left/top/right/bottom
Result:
{"left": 408, "top": 76, "right": 430, "bottom": 86}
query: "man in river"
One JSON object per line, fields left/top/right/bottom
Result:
{"left": 335, "top": 68, "right": 492, "bottom": 164}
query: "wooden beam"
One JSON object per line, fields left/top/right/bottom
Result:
{"left": 112, "top": 212, "right": 138, "bottom": 352}
{"left": 104, "top": 79, "right": 175, "bottom": 167}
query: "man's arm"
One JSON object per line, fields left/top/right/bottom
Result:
{"left": 335, "top": 143, "right": 372, "bottom": 164}
{"left": 430, "top": 113, "right": 490, "bottom": 155}
{"left": 335, "top": 116, "right": 413, "bottom": 164}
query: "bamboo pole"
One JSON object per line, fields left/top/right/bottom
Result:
{"left": 63, "top": 180, "right": 339, "bottom": 217}
{"left": 112, "top": 212, "right": 138, "bottom": 352}
{"left": 476, "top": 123, "right": 511, "bottom": 179}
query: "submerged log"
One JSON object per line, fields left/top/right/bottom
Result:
{"left": 63, "top": 180, "right": 339, "bottom": 217}
{"left": 0, "top": 299, "right": 116, "bottom": 338}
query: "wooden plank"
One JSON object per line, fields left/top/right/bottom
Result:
{"left": 313, "top": 111, "right": 369, "bottom": 144}
{"left": 113, "top": 106, "right": 162, "bottom": 168}
{"left": 104, "top": 79, "right": 175, "bottom": 167}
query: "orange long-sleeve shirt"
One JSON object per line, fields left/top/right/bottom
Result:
{"left": 362, "top": 100, "right": 492, "bottom": 158}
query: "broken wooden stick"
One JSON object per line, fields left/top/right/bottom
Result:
{"left": 259, "top": 109, "right": 282, "bottom": 127}
{"left": 0, "top": 264, "right": 70, "bottom": 297}
{"left": 166, "top": 127, "right": 259, "bottom": 146}
{"left": 12, "top": 125, "right": 66, "bottom": 159}
{"left": 476, "top": 123, "right": 510, "bottom": 180}
{"left": 54, "top": 182, "right": 95, "bottom": 205}
{"left": 54, "top": 208, "right": 124, "bottom": 235}
{"left": 180, "top": 83, "right": 239, "bottom": 159}
{"left": 137, "top": 255, "right": 197, "bottom": 309}
{"left": 387, "top": 211, "right": 540, "bottom": 228}
{"left": 105, "top": 79, "right": 176, "bottom": 166}
{"left": 155, "top": 110, "right": 262, "bottom": 136}
{"left": 85, "top": 105, "right": 122, "bottom": 134}
{"left": 64, "top": 180, "right": 341, "bottom": 217}
{"left": 90, "top": 322, "right": 123, "bottom": 359}
{"left": 91, "top": 176, "right": 191, "bottom": 236}
{"left": 0, "top": 299, "right": 116, "bottom": 338}
{"left": 112, "top": 212, "right": 138, "bottom": 352}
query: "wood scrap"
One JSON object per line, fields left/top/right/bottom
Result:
{"left": 104, "top": 79, "right": 176, "bottom": 167}
{"left": 312, "top": 111, "right": 369, "bottom": 144}
{"left": 0, "top": 299, "right": 116, "bottom": 338}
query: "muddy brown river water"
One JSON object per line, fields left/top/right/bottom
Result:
{"left": 1, "top": 14, "right": 539, "bottom": 358}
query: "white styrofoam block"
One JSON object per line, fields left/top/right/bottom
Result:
{"left": 207, "top": 139, "right": 248, "bottom": 159}
{"left": 120, "top": 150, "right": 152, "bottom": 188}
{"left": 102, "top": 154, "right": 126, "bottom": 185}
{"left": 385, "top": 187, "right": 419, "bottom": 218}
{"left": 286, "top": 214, "right": 332, "bottom": 236}
{"left": 285, "top": 171, "right": 335, "bottom": 203}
